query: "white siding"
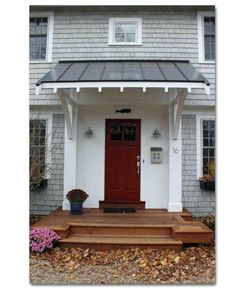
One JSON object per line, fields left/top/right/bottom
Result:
{"left": 76, "top": 105, "right": 169, "bottom": 209}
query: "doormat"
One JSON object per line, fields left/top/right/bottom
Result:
{"left": 104, "top": 207, "right": 136, "bottom": 213}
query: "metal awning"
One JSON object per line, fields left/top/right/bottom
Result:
{"left": 36, "top": 60, "right": 210, "bottom": 95}
{"left": 35, "top": 60, "right": 210, "bottom": 140}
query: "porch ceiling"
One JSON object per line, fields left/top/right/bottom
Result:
{"left": 35, "top": 60, "right": 210, "bottom": 95}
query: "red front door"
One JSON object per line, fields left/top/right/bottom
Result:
{"left": 105, "top": 119, "right": 141, "bottom": 202}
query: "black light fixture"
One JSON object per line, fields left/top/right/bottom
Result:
{"left": 115, "top": 108, "right": 131, "bottom": 113}
{"left": 85, "top": 127, "right": 93, "bottom": 137}
{"left": 152, "top": 128, "right": 161, "bottom": 138}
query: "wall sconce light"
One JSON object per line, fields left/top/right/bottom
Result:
{"left": 152, "top": 128, "right": 161, "bottom": 138}
{"left": 85, "top": 127, "right": 93, "bottom": 137}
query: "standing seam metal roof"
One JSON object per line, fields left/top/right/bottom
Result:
{"left": 36, "top": 60, "right": 210, "bottom": 86}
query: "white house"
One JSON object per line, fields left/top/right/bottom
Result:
{"left": 30, "top": 5, "right": 215, "bottom": 217}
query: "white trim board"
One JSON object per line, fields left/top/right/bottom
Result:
{"left": 196, "top": 113, "right": 215, "bottom": 179}
{"left": 36, "top": 81, "right": 210, "bottom": 96}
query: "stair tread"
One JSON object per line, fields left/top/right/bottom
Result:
{"left": 68, "top": 233, "right": 171, "bottom": 238}
{"left": 68, "top": 222, "right": 173, "bottom": 227}
{"left": 173, "top": 224, "right": 212, "bottom": 233}
{"left": 60, "top": 235, "right": 183, "bottom": 245}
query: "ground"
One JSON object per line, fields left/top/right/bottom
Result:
{"left": 30, "top": 214, "right": 215, "bottom": 285}
{"left": 30, "top": 245, "right": 215, "bottom": 285}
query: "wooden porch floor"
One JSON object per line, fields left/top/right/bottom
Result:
{"left": 31, "top": 208, "right": 213, "bottom": 250}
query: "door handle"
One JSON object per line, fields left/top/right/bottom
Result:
{"left": 137, "top": 161, "right": 140, "bottom": 175}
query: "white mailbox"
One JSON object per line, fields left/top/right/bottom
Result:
{"left": 151, "top": 147, "right": 163, "bottom": 163}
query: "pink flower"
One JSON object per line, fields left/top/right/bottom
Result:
{"left": 29, "top": 228, "right": 61, "bottom": 252}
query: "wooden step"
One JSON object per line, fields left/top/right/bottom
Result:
{"left": 172, "top": 223, "right": 213, "bottom": 244}
{"left": 69, "top": 224, "right": 172, "bottom": 236}
{"left": 59, "top": 234, "right": 183, "bottom": 250}
{"left": 99, "top": 201, "right": 145, "bottom": 210}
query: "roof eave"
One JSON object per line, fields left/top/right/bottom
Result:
{"left": 36, "top": 81, "right": 210, "bottom": 95}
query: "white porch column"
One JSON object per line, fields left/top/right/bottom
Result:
{"left": 62, "top": 105, "right": 78, "bottom": 210}
{"left": 168, "top": 91, "right": 184, "bottom": 212}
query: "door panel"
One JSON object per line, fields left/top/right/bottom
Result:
{"left": 105, "top": 119, "right": 141, "bottom": 202}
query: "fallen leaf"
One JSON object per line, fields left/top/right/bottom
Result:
{"left": 83, "top": 248, "right": 89, "bottom": 258}
{"left": 174, "top": 256, "right": 181, "bottom": 264}
{"left": 152, "top": 261, "right": 158, "bottom": 267}
{"left": 160, "top": 260, "right": 167, "bottom": 266}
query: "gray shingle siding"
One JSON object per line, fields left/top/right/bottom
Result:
{"left": 182, "top": 115, "right": 215, "bottom": 217}
{"left": 29, "top": 6, "right": 215, "bottom": 104}
{"left": 30, "top": 114, "right": 65, "bottom": 215}
{"left": 29, "top": 6, "right": 216, "bottom": 216}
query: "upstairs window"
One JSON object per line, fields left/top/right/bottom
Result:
{"left": 198, "top": 12, "right": 215, "bottom": 62}
{"left": 109, "top": 18, "right": 142, "bottom": 45}
{"left": 29, "top": 12, "right": 54, "bottom": 62}
{"left": 203, "top": 17, "right": 215, "bottom": 61}
{"left": 30, "top": 17, "right": 48, "bottom": 60}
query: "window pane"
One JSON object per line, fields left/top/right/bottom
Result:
{"left": 114, "top": 22, "right": 137, "bottom": 43}
{"left": 209, "top": 149, "right": 215, "bottom": 157}
{"left": 204, "top": 17, "right": 215, "bottom": 34}
{"left": 110, "top": 124, "right": 122, "bottom": 141}
{"left": 203, "top": 138, "right": 209, "bottom": 146}
{"left": 124, "top": 124, "right": 136, "bottom": 141}
{"left": 125, "top": 33, "right": 135, "bottom": 42}
{"left": 203, "top": 121, "right": 209, "bottom": 129}
{"left": 203, "top": 148, "right": 208, "bottom": 157}
{"left": 203, "top": 130, "right": 208, "bottom": 137}
{"left": 203, "top": 158, "right": 208, "bottom": 167}
{"left": 209, "top": 121, "right": 215, "bottom": 130}
{"left": 209, "top": 138, "right": 215, "bottom": 146}
{"left": 115, "top": 33, "right": 125, "bottom": 42}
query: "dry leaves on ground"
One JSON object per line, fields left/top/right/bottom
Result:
{"left": 30, "top": 245, "right": 215, "bottom": 285}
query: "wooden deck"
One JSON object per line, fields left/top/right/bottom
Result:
{"left": 31, "top": 208, "right": 213, "bottom": 250}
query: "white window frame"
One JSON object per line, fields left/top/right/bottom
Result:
{"left": 197, "top": 11, "right": 215, "bottom": 64}
{"left": 30, "top": 113, "right": 53, "bottom": 179}
{"left": 30, "top": 11, "right": 54, "bottom": 63}
{"left": 196, "top": 114, "right": 215, "bottom": 179}
{"left": 108, "top": 18, "right": 142, "bottom": 46}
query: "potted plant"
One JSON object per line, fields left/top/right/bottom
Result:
{"left": 199, "top": 160, "right": 215, "bottom": 191}
{"left": 66, "top": 189, "right": 89, "bottom": 214}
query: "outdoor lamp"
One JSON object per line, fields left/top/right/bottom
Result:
{"left": 152, "top": 128, "right": 161, "bottom": 138}
{"left": 85, "top": 127, "right": 93, "bottom": 137}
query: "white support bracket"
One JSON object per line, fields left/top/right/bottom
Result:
{"left": 170, "top": 89, "right": 188, "bottom": 140}
{"left": 57, "top": 89, "right": 74, "bottom": 139}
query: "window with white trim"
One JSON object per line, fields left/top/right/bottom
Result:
{"left": 202, "top": 120, "right": 215, "bottom": 175}
{"left": 30, "top": 119, "right": 47, "bottom": 169}
{"left": 109, "top": 18, "right": 142, "bottom": 45}
{"left": 29, "top": 12, "right": 54, "bottom": 62}
{"left": 196, "top": 115, "right": 215, "bottom": 178}
{"left": 198, "top": 12, "right": 215, "bottom": 62}
{"left": 30, "top": 115, "right": 52, "bottom": 187}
